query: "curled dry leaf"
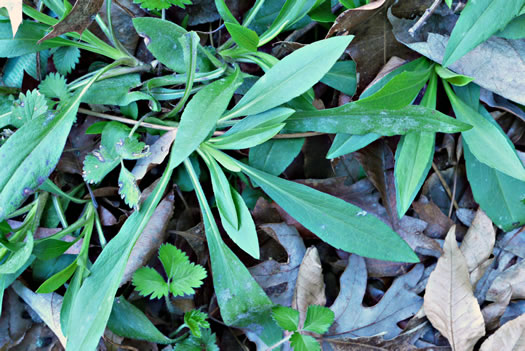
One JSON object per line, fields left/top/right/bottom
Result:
{"left": 423, "top": 226, "right": 485, "bottom": 351}
{"left": 412, "top": 196, "right": 454, "bottom": 239}
{"left": 132, "top": 130, "right": 177, "bottom": 181}
{"left": 11, "top": 281, "right": 66, "bottom": 347}
{"left": 460, "top": 208, "right": 495, "bottom": 275}
{"left": 480, "top": 313, "right": 525, "bottom": 351}
{"left": 292, "top": 246, "right": 326, "bottom": 327}
{"left": 0, "top": 0, "right": 22, "bottom": 36}
{"left": 487, "top": 259, "right": 525, "bottom": 301}
{"left": 38, "top": 0, "right": 105, "bottom": 43}
{"left": 120, "top": 192, "right": 175, "bottom": 286}
{"left": 482, "top": 283, "right": 512, "bottom": 330}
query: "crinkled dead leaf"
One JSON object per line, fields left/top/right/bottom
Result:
{"left": 326, "top": 0, "right": 417, "bottom": 92}
{"left": 412, "top": 196, "right": 454, "bottom": 239}
{"left": 482, "top": 283, "right": 512, "bottom": 330}
{"left": 0, "top": 0, "right": 22, "bottom": 36}
{"left": 292, "top": 246, "right": 326, "bottom": 327}
{"left": 38, "top": 0, "right": 105, "bottom": 43}
{"left": 423, "top": 226, "right": 485, "bottom": 351}
{"left": 460, "top": 209, "right": 495, "bottom": 275}
{"left": 120, "top": 192, "right": 175, "bottom": 286}
{"left": 480, "top": 313, "right": 525, "bottom": 351}
{"left": 132, "top": 130, "right": 177, "bottom": 181}
{"left": 389, "top": 6, "right": 525, "bottom": 105}
{"left": 487, "top": 259, "right": 525, "bottom": 301}
{"left": 329, "top": 254, "right": 423, "bottom": 339}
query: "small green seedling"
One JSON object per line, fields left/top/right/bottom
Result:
{"left": 271, "top": 305, "right": 335, "bottom": 351}
{"left": 132, "top": 243, "right": 207, "bottom": 299}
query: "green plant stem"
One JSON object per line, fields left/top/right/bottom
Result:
{"left": 104, "top": 0, "right": 137, "bottom": 63}
{"left": 266, "top": 333, "right": 292, "bottom": 350}
{"left": 243, "top": 0, "right": 265, "bottom": 27}
{"left": 5, "top": 200, "right": 37, "bottom": 219}
{"left": 52, "top": 195, "right": 68, "bottom": 227}
{"left": 94, "top": 210, "right": 107, "bottom": 248}
{"left": 68, "top": 64, "right": 153, "bottom": 91}
{"left": 41, "top": 179, "right": 89, "bottom": 204}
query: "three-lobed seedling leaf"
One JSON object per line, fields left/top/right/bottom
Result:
{"left": 271, "top": 304, "right": 335, "bottom": 351}
{"left": 132, "top": 243, "right": 207, "bottom": 299}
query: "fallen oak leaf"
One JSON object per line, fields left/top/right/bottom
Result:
{"left": 38, "top": 0, "right": 104, "bottom": 43}
{"left": 0, "top": 0, "right": 22, "bottom": 36}
{"left": 423, "top": 226, "right": 485, "bottom": 351}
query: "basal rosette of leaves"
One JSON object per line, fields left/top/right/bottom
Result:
{"left": 0, "top": 0, "right": 523, "bottom": 350}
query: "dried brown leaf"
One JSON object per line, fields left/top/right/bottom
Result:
{"left": 480, "top": 313, "right": 525, "bottom": 351}
{"left": 482, "top": 283, "right": 512, "bottom": 331}
{"left": 292, "top": 246, "right": 326, "bottom": 327}
{"left": 120, "top": 192, "right": 175, "bottom": 286}
{"left": 0, "top": 0, "right": 22, "bottom": 36}
{"left": 460, "top": 209, "right": 495, "bottom": 275}
{"left": 11, "top": 281, "right": 66, "bottom": 348}
{"left": 132, "top": 130, "right": 177, "bottom": 181}
{"left": 423, "top": 226, "right": 485, "bottom": 351}
{"left": 412, "top": 196, "right": 454, "bottom": 239}
{"left": 326, "top": 0, "right": 417, "bottom": 92}
{"left": 487, "top": 260, "right": 525, "bottom": 301}
{"left": 38, "top": 0, "right": 105, "bottom": 43}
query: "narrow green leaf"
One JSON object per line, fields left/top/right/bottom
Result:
{"left": 223, "top": 36, "right": 353, "bottom": 120}
{"left": 169, "top": 69, "right": 241, "bottom": 170}
{"left": 444, "top": 82, "right": 525, "bottom": 181}
{"left": 272, "top": 305, "right": 299, "bottom": 332}
{"left": 394, "top": 72, "right": 438, "bottom": 218}
{"left": 66, "top": 165, "right": 175, "bottom": 351}
{"left": 183, "top": 159, "right": 278, "bottom": 339}
{"left": 227, "top": 157, "right": 418, "bottom": 262}
{"left": 319, "top": 60, "right": 357, "bottom": 97}
{"left": 215, "top": 0, "right": 239, "bottom": 24}
{"left": 225, "top": 23, "right": 259, "bottom": 51}
{"left": 303, "top": 305, "right": 334, "bottom": 334}
{"left": 36, "top": 258, "right": 77, "bottom": 293}
{"left": 285, "top": 104, "right": 471, "bottom": 135}
{"left": 434, "top": 66, "right": 474, "bottom": 86}
{"left": 201, "top": 152, "right": 239, "bottom": 230}
{"left": 443, "top": 0, "right": 523, "bottom": 66}
{"left": 249, "top": 138, "right": 304, "bottom": 176}
{"left": 326, "top": 133, "right": 378, "bottom": 159}
{"left": 355, "top": 66, "right": 433, "bottom": 110}
{"left": 108, "top": 297, "right": 174, "bottom": 344}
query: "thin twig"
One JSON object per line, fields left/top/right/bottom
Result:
{"left": 431, "top": 162, "right": 459, "bottom": 211}
{"left": 448, "top": 165, "right": 458, "bottom": 217}
{"left": 408, "top": 0, "right": 442, "bottom": 37}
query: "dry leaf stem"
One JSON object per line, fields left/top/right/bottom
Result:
{"left": 408, "top": 0, "right": 442, "bottom": 36}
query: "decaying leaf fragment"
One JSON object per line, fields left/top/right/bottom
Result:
{"left": 38, "top": 0, "right": 105, "bottom": 43}
{"left": 424, "top": 226, "right": 485, "bottom": 351}
{"left": 292, "top": 246, "right": 326, "bottom": 327}
{"left": 460, "top": 208, "right": 495, "bottom": 277}
{"left": 480, "top": 313, "right": 525, "bottom": 351}
{"left": 0, "top": 0, "right": 22, "bottom": 36}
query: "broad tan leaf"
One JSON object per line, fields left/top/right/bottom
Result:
{"left": 423, "top": 226, "right": 485, "bottom": 351}
{"left": 38, "top": 0, "right": 104, "bottom": 43}
{"left": 292, "top": 246, "right": 326, "bottom": 327}
{"left": 460, "top": 208, "right": 495, "bottom": 275}
{"left": 0, "top": 0, "right": 22, "bottom": 36}
{"left": 480, "top": 313, "right": 525, "bottom": 351}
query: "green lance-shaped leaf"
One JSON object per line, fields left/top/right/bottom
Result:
{"left": 222, "top": 36, "right": 353, "bottom": 120}
{"left": 66, "top": 68, "right": 242, "bottom": 351}
{"left": 443, "top": 0, "right": 523, "bottom": 66}
{"left": 217, "top": 152, "right": 418, "bottom": 263}
{"left": 394, "top": 71, "right": 438, "bottom": 218}
{"left": 444, "top": 81, "right": 525, "bottom": 181}
{"left": 0, "top": 60, "right": 122, "bottom": 221}
{"left": 284, "top": 104, "right": 471, "bottom": 136}
{"left": 184, "top": 159, "right": 280, "bottom": 347}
